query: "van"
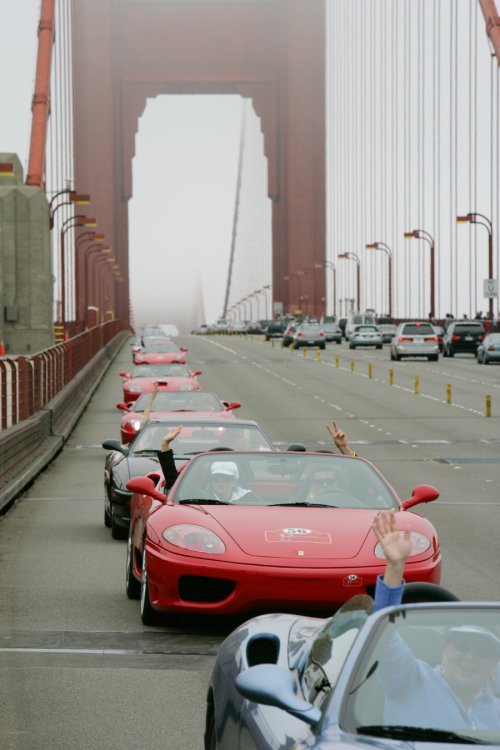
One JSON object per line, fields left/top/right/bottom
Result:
{"left": 345, "top": 312, "right": 377, "bottom": 340}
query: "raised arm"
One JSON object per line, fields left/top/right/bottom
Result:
{"left": 326, "top": 420, "right": 356, "bottom": 456}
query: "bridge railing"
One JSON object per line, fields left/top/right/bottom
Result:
{"left": 0, "top": 321, "right": 130, "bottom": 430}
{"left": 0, "top": 321, "right": 132, "bottom": 513}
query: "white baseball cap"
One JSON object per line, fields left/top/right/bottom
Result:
{"left": 210, "top": 461, "right": 239, "bottom": 480}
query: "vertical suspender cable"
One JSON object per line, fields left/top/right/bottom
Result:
{"left": 453, "top": 0, "right": 459, "bottom": 316}
{"left": 222, "top": 100, "right": 246, "bottom": 318}
{"left": 393, "top": 0, "right": 399, "bottom": 318}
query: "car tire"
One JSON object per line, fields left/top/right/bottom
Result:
{"left": 394, "top": 352, "right": 401, "bottom": 361}
{"left": 336, "top": 339, "right": 341, "bottom": 345}
{"left": 376, "top": 345, "right": 382, "bottom": 350}
{"left": 320, "top": 343, "right": 326, "bottom": 350}
{"left": 448, "top": 350, "right": 454, "bottom": 357}
{"left": 111, "top": 504, "right": 128, "bottom": 540}
{"left": 428, "top": 354, "right": 439, "bottom": 362}
{"left": 484, "top": 357, "right": 489, "bottom": 365}
{"left": 140, "top": 552, "right": 162, "bottom": 626}
{"left": 349, "top": 343, "right": 354, "bottom": 350}
{"left": 205, "top": 712, "right": 217, "bottom": 750}
{"left": 390, "top": 350, "right": 395, "bottom": 361}
{"left": 126, "top": 535, "right": 141, "bottom": 599}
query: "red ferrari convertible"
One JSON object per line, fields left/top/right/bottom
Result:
{"left": 116, "top": 390, "right": 241, "bottom": 443}
{"left": 125, "top": 451, "right": 441, "bottom": 625}
{"left": 119, "top": 363, "right": 202, "bottom": 402}
{"left": 133, "top": 342, "right": 188, "bottom": 365}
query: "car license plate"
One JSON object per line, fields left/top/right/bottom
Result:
{"left": 465, "top": 335, "right": 473, "bottom": 341}
{"left": 414, "top": 336, "right": 423, "bottom": 343}
{"left": 308, "top": 339, "right": 315, "bottom": 344}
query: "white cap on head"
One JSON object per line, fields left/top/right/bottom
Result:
{"left": 210, "top": 461, "right": 239, "bottom": 480}
{"left": 445, "top": 625, "right": 500, "bottom": 657}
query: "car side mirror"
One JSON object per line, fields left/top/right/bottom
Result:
{"left": 223, "top": 401, "right": 241, "bottom": 411}
{"left": 116, "top": 402, "right": 132, "bottom": 412}
{"left": 286, "top": 443, "right": 307, "bottom": 452}
{"left": 236, "top": 665, "right": 321, "bottom": 727}
{"left": 126, "top": 476, "right": 166, "bottom": 502}
{"left": 191, "top": 370, "right": 202, "bottom": 377}
{"left": 401, "top": 484, "right": 439, "bottom": 511}
{"left": 119, "top": 371, "right": 131, "bottom": 379}
{"left": 180, "top": 347, "right": 189, "bottom": 352}
{"left": 102, "top": 439, "right": 128, "bottom": 455}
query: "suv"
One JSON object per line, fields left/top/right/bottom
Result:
{"left": 390, "top": 321, "right": 440, "bottom": 361}
{"left": 442, "top": 320, "right": 485, "bottom": 357}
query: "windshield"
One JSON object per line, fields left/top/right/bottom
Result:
{"left": 173, "top": 452, "right": 398, "bottom": 507}
{"left": 131, "top": 364, "right": 190, "bottom": 378}
{"left": 131, "top": 422, "right": 273, "bottom": 454}
{"left": 133, "top": 391, "right": 222, "bottom": 413}
{"left": 341, "top": 606, "right": 500, "bottom": 744}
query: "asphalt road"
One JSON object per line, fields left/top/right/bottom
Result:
{"left": 1, "top": 333, "right": 499, "bottom": 749}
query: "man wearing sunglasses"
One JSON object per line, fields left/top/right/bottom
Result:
{"left": 372, "top": 510, "right": 500, "bottom": 730}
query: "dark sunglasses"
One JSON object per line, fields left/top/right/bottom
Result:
{"left": 448, "top": 636, "right": 499, "bottom": 660}
{"left": 211, "top": 474, "right": 234, "bottom": 483}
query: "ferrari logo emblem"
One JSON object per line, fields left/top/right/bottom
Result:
{"left": 298, "top": 550, "right": 305, "bottom": 556}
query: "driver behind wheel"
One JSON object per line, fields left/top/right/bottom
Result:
{"left": 307, "top": 468, "right": 340, "bottom": 501}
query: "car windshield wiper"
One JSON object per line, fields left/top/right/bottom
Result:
{"left": 356, "top": 725, "right": 487, "bottom": 744}
{"left": 269, "top": 501, "right": 337, "bottom": 508}
{"left": 131, "top": 450, "right": 159, "bottom": 456}
{"left": 178, "top": 498, "right": 231, "bottom": 505}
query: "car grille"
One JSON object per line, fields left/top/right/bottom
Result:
{"left": 178, "top": 575, "right": 235, "bottom": 602}
{"left": 246, "top": 636, "right": 280, "bottom": 666}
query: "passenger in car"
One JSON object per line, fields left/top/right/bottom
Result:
{"left": 372, "top": 510, "right": 500, "bottom": 729}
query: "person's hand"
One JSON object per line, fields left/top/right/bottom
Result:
{"left": 151, "top": 380, "right": 160, "bottom": 394}
{"left": 160, "top": 425, "right": 182, "bottom": 452}
{"left": 373, "top": 510, "right": 412, "bottom": 587}
{"left": 326, "top": 420, "right": 352, "bottom": 455}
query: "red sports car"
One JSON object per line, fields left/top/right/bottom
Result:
{"left": 133, "top": 342, "right": 188, "bottom": 365}
{"left": 116, "top": 390, "right": 241, "bottom": 444}
{"left": 125, "top": 451, "right": 441, "bottom": 625}
{"left": 119, "top": 363, "right": 202, "bottom": 402}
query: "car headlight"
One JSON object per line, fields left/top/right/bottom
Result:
{"left": 374, "top": 531, "right": 431, "bottom": 558}
{"left": 125, "top": 419, "right": 142, "bottom": 433}
{"left": 179, "top": 384, "right": 194, "bottom": 391}
{"left": 163, "top": 524, "right": 226, "bottom": 554}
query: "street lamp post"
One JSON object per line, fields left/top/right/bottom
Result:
{"left": 337, "top": 252, "right": 361, "bottom": 312}
{"left": 404, "top": 229, "right": 435, "bottom": 319}
{"left": 457, "top": 213, "right": 494, "bottom": 319}
{"left": 366, "top": 242, "right": 393, "bottom": 318}
{"left": 315, "top": 261, "right": 336, "bottom": 317}
{"left": 60, "top": 215, "right": 96, "bottom": 325}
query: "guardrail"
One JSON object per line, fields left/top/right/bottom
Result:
{"left": 0, "top": 321, "right": 132, "bottom": 513}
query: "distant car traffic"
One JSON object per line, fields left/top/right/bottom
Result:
{"left": 390, "top": 322, "right": 440, "bottom": 361}
{"left": 116, "top": 390, "right": 241, "bottom": 444}
{"left": 476, "top": 332, "right": 500, "bottom": 364}
{"left": 442, "top": 320, "right": 485, "bottom": 357}
{"left": 282, "top": 321, "right": 298, "bottom": 347}
{"left": 348, "top": 325, "right": 383, "bottom": 349}
{"left": 292, "top": 323, "right": 326, "bottom": 350}
{"left": 125, "top": 450, "right": 441, "bottom": 622}
{"left": 321, "top": 322, "right": 342, "bottom": 344}
{"left": 264, "top": 320, "right": 287, "bottom": 341}
{"left": 345, "top": 312, "right": 377, "bottom": 341}
{"left": 377, "top": 323, "right": 397, "bottom": 343}
{"left": 102, "top": 417, "right": 276, "bottom": 539}
{"left": 432, "top": 325, "right": 445, "bottom": 352}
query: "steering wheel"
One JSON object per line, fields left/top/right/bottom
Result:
{"left": 402, "top": 582, "right": 460, "bottom": 603}
{"left": 309, "top": 489, "right": 361, "bottom": 507}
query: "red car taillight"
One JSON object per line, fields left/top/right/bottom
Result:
{"left": 424, "top": 337, "right": 439, "bottom": 342}
{"left": 451, "top": 335, "right": 460, "bottom": 341}
{"left": 399, "top": 337, "right": 413, "bottom": 342}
